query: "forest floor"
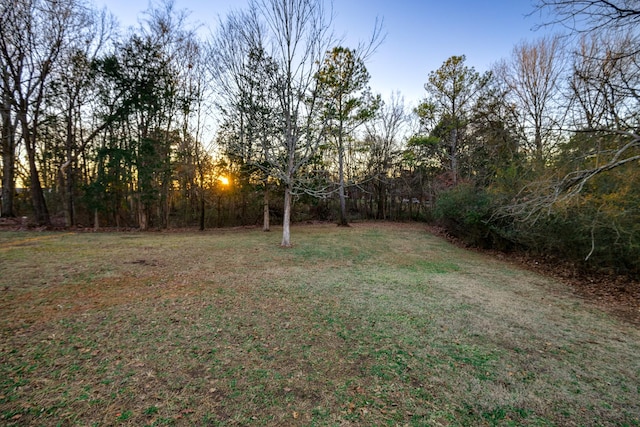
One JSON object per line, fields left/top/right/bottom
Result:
{"left": 0, "top": 222, "right": 639, "bottom": 426}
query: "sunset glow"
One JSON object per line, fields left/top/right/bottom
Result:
{"left": 218, "top": 176, "right": 230, "bottom": 186}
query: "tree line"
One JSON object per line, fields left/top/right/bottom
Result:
{"left": 1, "top": 0, "right": 638, "bottom": 273}
{"left": 420, "top": 1, "right": 639, "bottom": 275}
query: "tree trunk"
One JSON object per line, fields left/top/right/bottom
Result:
{"left": 66, "top": 161, "right": 74, "bottom": 226}
{"left": 139, "top": 197, "right": 149, "bottom": 230}
{"left": 241, "top": 187, "right": 247, "bottom": 226}
{"left": 534, "top": 126, "right": 544, "bottom": 170}
{"left": 338, "top": 182, "right": 348, "bottom": 226}
{"left": 1, "top": 89, "right": 15, "bottom": 218}
{"left": 216, "top": 194, "right": 222, "bottom": 227}
{"left": 160, "top": 178, "right": 170, "bottom": 229}
{"left": 27, "top": 152, "right": 50, "bottom": 226}
{"left": 22, "top": 118, "right": 50, "bottom": 226}
{"left": 376, "top": 182, "right": 385, "bottom": 220}
{"left": 281, "top": 186, "right": 292, "bottom": 247}
{"left": 337, "top": 135, "right": 349, "bottom": 226}
{"left": 263, "top": 184, "right": 270, "bottom": 232}
{"left": 60, "top": 156, "right": 74, "bottom": 227}
{"left": 199, "top": 192, "right": 205, "bottom": 231}
{"left": 93, "top": 208, "right": 99, "bottom": 231}
{"left": 451, "top": 127, "right": 458, "bottom": 186}
{"left": 1, "top": 138, "right": 15, "bottom": 218}
{"left": 63, "top": 104, "right": 75, "bottom": 227}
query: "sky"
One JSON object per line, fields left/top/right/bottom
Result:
{"left": 98, "top": 0, "right": 551, "bottom": 108}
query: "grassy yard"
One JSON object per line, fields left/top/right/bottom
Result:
{"left": 0, "top": 223, "right": 638, "bottom": 426}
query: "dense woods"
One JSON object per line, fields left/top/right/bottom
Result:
{"left": 1, "top": 0, "right": 638, "bottom": 274}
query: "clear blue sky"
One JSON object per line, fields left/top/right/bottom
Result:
{"left": 99, "top": 0, "right": 549, "bottom": 107}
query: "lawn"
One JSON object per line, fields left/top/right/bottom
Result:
{"left": 1, "top": 223, "right": 638, "bottom": 426}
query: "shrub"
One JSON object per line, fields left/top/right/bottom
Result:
{"left": 433, "top": 184, "right": 494, "bottom": 247}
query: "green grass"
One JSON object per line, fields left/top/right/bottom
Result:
{"left": 0, "top": 223, "right": 639, "bottom": 426}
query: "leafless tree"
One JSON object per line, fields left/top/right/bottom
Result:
{"left": 175, "top": 35, "right": 211, "bottom": 232}
{"left": 535, "top": 0, "right": 640, "bottom": 41}
{"left": 208, "top": 7, "right": 278, "bottom": 231}
{"left": 48, "top": 7, "right": 116, "bottom": 227}
{"left": 570, "top": 32, "right": 639, "bottom": 129}
{"left": 496, "top": 35, "right": 567, "bottom": 167}
{"left": 141, "top": 0, "right": 202, "bottom": 229}
{"left": 507, "top": 0, "right": 640, "bottom": 216}
{"left": 363, "top": 92, "right": 409, "bottom": 219}
{"left": 0, "top": 0, "right": 87, "bottom": 225}
{"left": 214, "top": 0, "right": 332, "bottom": 246}
{"left": 1, "top": 49, "right": 18, "bottom": 217}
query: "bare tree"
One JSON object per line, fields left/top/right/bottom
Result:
{"left": 363, "top": 92, "right": 409, "bottom": 219}
{"left": 176, "top": 35, "right": 211, "bottom": 232}
{"left": 1, "top": 52, "right": 18, "bottom": 217}
{"left": 570, "top": 32, "right": 638, "bottom": 130}
{"left": 0, "top": 0, "right": 87, "bottom": 225}
{"left": 561, "top": 32, "right": 639, "bottom": 194}
{"left": 47, "top": 7, "right": 116, "bottom": 227}
{"left": 249, "top": 0, "right": 334, "bottom": 247}
{"left": 208, "top": 7, "right": 278, "bottom": 231}
{"left": 496, "top": 35, "right": 566, "bottom": 167}
{"left": 535, "top": 0, "right": 640, "bottom": 41}
{"left": 509, "top": 0, "right": 640, "bottom": 214}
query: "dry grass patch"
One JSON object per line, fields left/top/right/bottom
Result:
{"left": 1, "top": 223, "right": 639, "bottom": 426}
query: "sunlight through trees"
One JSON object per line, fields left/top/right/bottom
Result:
{"left": 0, "top": 0, "right": 638, "bottom": 272}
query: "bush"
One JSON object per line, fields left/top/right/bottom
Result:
{"left": 433, "top": 184, "right": 495, "bottom": 247}
{"left": 428, "top": 166, "right": 640, "bottom": 276}
{"left": 508, "top": 204, "right": 640, "bottom": 276}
